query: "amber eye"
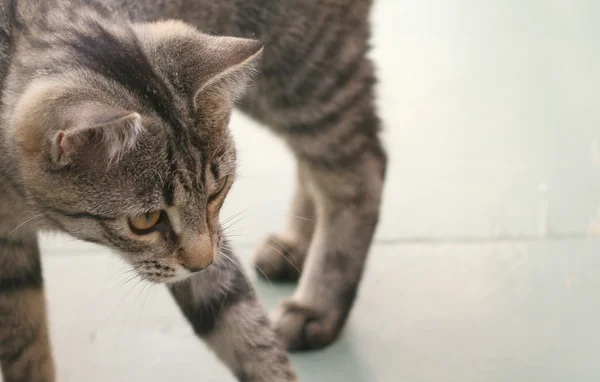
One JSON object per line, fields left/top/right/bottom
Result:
{"left": 128, "top": 211, "right": 161, "bottom": 233}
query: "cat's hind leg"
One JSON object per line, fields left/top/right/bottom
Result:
{"left": 243, "top": 51, "right": 386, "bottom": 349}
{"left": 234, "top": 0, "right": 385, "bottom": 351}
{"left": 253, "top": 162, "right": 315, "bottom": 282}
{"left": 272, "top": 92, "right": 387, "bottom": 350}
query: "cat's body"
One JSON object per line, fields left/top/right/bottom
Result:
{"left": 0, "top": 0, "right": 384, "bottom": 381}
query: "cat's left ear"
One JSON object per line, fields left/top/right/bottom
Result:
{"left": 134, "top": 20, "right": 263, "bottom": 112}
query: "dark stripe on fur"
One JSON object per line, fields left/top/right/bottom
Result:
{"left": 237, "top": 371, "right": 250, "bottom": 382}
{"left": 298, "top": 145, "right": 385, "bottom": 184}
{"left": 313, "top": 49, "right": 369, "bottom": 104}
{"left": 0, "top": 324, "right": 42, "bottom": 382}
{"left": 163, "top": 143, "right": 177, "bottom": 206}
{"left": 38, "top": 209, "right": 67, "bottom": 232}
{"left": 209, "top": 162, "right": 219, "bottom": 181}
{"left": 0, "top": 256, "right": 42, "bottom": 292}
{"left": 7, "top": 0, "right": 27, "bottom": 35}
{"left": 189, "top": 132, "right": 207, "bottom": 187}
{"left": 283, "top": 75, "right": 376, "bottom": 135}
{"left": 263, "top": 15, "right": 332, "bottom": 106}
{"left": 289, "top": 36, "right": 355, "bottom": 103}
{"left": 0, "top": 332, "right": 37, "bottom": 369}
{"left": 275, "top": 0, "right": 363, "bottom": 108}
{"left": 0, "top": 333, "right": 36, "bottom": 364}
{"left": 62, "top": 20, "right": 185, "bottom": 135}
{"left": 61, "top": 211, "right": 115, "bottom": 220}
{"left": 305, "top": 106, "right": 386, "bottom": 171}
{"left": 0, "top": 0, "right": 15, "bottom": 89}
{"left": 169, "top": 247, "right": 254, "bottom": 336}
{"left": 0, "top": 237, "right": 25, "bottom": 247}
{"left": 29, "top": 193, "right": 116, "bottom": 221}
{"left": 39, "top": 204, "right": 115, "bottom": 221}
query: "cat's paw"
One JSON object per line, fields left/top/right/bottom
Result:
{"left": 253, "top": 235, "right": 304, "bottom": 282}
{"left": 272, "top": 299, "right": 342, "bottom": 351}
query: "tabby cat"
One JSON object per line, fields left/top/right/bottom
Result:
{"left": 0, "top": 0, "right": 385, "bottom": 381}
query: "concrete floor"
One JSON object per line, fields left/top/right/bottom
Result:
{"left": 7, "top": 0, "right": 600, "bottom": 381}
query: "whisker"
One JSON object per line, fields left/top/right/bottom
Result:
{"left": 131, "top": 280, "right": 153, "bottom": 326}
{"left": 222, "top": 226, "right": 244, "bottom": 234}
{"left": 220, "top": 241, "right": 233, "bottom": 250}
{"left": 221, "top": 215, "right": 247, "bottom": 232}
{"left": 218, "top": 250, "right": 252, "bottom": 288}
{"left": 123, "top": 273, "right": 140, "bottom": 285}
{"left": 114, "top": 276, "right": 150, "bottom": 347}
{"left": 287, "top": 213, "right": 314, "bottom": 222}
{"left": 253, "top": 264, "right": 273, "bottom": 286}
{"left": 221, "top": 208, "right": 251, "bottom": 226}
{"left": 8, "top": 214, "right": 44, "bottom": 236}
{"left": 265, "top": 236, "right": 290, "bottom": 252}
{"left": 106, "top": 275, "right": 145, "bottom": 324}
{"left": 84, "top": 266, "right": 137, "bottom": 296}
{"left": 262, "top": 242, "right": 301, "bottom": 274}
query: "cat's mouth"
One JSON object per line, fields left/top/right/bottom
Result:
{"left": 133, "top": 259, "right": 195, "bottom": 284}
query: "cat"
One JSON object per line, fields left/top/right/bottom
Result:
{"left": 0, "top": 0, "right": 385, "bottom": 381}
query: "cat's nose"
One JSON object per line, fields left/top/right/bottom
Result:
{"left": 179, "top": 235, "right": 214, "bottom": 272}
{"left": 184, "top": 260, "right": 213, "bottom": 273}
{"left": 180, "top": 250, "right": 214, "bottom": 273}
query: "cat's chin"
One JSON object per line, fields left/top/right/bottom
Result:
{"left": 163, "top": 271, "right": 197, "bottom": 285}
{"left": 137, "top": 269, "right": 194, "bottom": 285}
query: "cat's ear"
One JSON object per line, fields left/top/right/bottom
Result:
{"left": 14, "top": 81, "right": 144, "bottom": 168}
{"left": 134, "top": 20, "right": 263, "bottom": 111}
{"left": 49, "top": 106, "right": 143, "bottom": 168}
{"left": 187, "top": 34, "right": 264, "bottom": 108}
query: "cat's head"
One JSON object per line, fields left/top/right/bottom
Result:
{"left": 12, "top": 20, "right": 262, "bottom": 283}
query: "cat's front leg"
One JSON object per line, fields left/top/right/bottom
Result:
{"left": 168, "top": 242, "right": 297, "bottom": 382}
{"left": 0, "top": 234, "right": 55, "bottom": 382}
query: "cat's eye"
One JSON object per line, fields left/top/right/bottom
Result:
{"left": 128, "top": 211, "right": 161, "bottom": 233}
{"left": 208, "top": 176, "right": 229, "bottom": 203}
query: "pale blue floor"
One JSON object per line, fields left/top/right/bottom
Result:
{"left": 8, "top": 0, "right": 600, "bottom": 381}
{"left": 34, "top": 239, "right": 600, "bottom": 382}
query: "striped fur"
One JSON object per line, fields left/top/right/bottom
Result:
{"left": 0, "top": 234, "right": 55, "bottom": 382}
{"left": 0, "top": 1, "right": 294, "bottom": 381}
{"left": 0, "top": 0, "right": 385, "bottom": 380}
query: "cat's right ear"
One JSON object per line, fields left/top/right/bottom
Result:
{"left": 14, "top": 80, "right": 144, "bottom": 169}
{"left": 134, "top": 20, "right": 263, "bottom": 113}
{"left": 187, "top": 34, "right": 264, "bottom": 109}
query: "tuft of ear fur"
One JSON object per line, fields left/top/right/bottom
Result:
{"left": 14, "top": 80, "right": 144, "bottom": 169}
{"left": 190, "top": 35, "right": 263, "bottom": 107}
{"left": 50, "top": 109, "right": 143, "bottom": 168}
{"left": 133, "top": 20, "right": 263, "bottom": 114}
